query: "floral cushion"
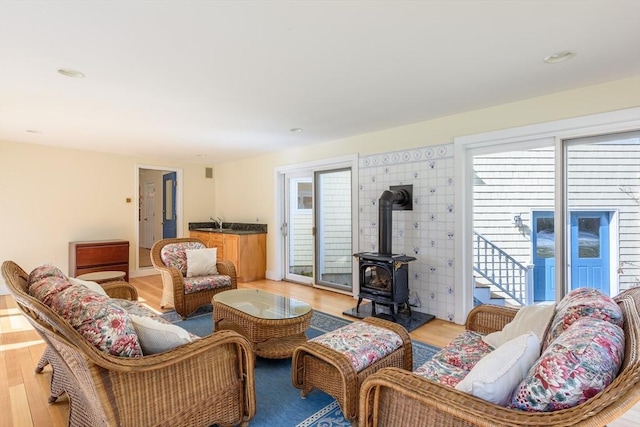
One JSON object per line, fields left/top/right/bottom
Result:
{"left": 112, "top": 298, "right": 164, "bottom": 320}
{"left": 311, "top": 321, "right": 403, "bottom": 372}
{"left": 160, "top": 242, "right": 207, "bottom": 275}
{"left": 414, "top": 357, "right": 470, "bottom": 387}
{"left": 544, "top": 287, "right": 622, "bottom": 349}
{"left": 510, "top": 317, "right": 624, "bottom": 412}
{"left": 28, "top": 266, "right": 143, "bottom": 358}
{"left": 432, "top": 330, "right": 494, "bottom": 371}
{"left": 28, "top": 265, "right": 73, "bottom": 306}
{"left": 183, "top": 274, "right": 232, "bottom": 294}
{"left": 413, "top": 330, "right": 494, "bottom": 387}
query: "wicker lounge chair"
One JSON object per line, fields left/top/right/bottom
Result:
{"left": 2, "top": 260, "right": 256, "bottom": 427}
{"left": 150, "top": 237, "right": 237, "bottom": 319}
{"left": 359, "top": 287, "right": 640, "bottom": 427}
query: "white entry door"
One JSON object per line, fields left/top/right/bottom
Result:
{"left": 143, "top": 182, "right": 155, "bottom": 248}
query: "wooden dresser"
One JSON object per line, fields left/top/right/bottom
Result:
{"left": 69, "top": 239, "right": 130, "bottom": 281}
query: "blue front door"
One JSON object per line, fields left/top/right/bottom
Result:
{"left": 533, "top": 210, "right": 611, "bottom": 301}
{"left": 570, "top": 211, "right": 610, "bottom": 293}
{"left": 162, "top": 172, "right": 177, "bottom": 238}
{"left": 532, "top": 211, "right": 555, "bottom": 302}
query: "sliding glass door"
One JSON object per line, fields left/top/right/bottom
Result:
{"left": 284, "top": 173, "right": 314, "bottom": 284}
{"left": 283, "top": 167, "right": 353, "bottom": 292}
{"left": 469, "top": 130, "right": 639, "bottom": 307}
{"left": 315, "top": 168, "right": 352, "bottom": 291}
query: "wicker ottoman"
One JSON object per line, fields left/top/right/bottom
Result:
{"left": 292, "top": 316, "right": 412, "bottom": 424}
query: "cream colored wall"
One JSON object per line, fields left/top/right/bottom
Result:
{"left": 0, "top": 142, "right": 215, "bottom": 293}
{"left": 2, "top": 76, "right": 638, "bottom": 294}
{"left": 213, "top": 76, "right": 640, "bottom": 277}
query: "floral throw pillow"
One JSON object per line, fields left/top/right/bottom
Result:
{"left": 28, "top": 265, "right": 72, "bottom": 306}
{"left": 544, "top": 287, "right": 622, "bottom": 350}
{"left": 160, "top": 242, "right": 207, "bottom": 275}
{"left": 510, "top": 317, "right": 624, "bottom": 412}
{"left": 28, "top": 265, "right": 143, "bottom": 358}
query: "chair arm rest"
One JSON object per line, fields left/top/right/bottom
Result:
{"left": 216, "top": 259, "right": 238, "bottom": 287}
{"left": 91, "top": 330, "right": 256, "bottom": 425}
{"left": 102, "top": 281, "right": 138, "bottom": 300}
{"left": 464, "top": 304, "right": 519, "bottom": 334}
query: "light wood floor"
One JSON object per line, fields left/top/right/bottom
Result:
{"left": 1, "top": 275, "right": 637, "bottom": 426}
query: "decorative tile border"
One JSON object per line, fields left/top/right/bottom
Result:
{"left": 359, "top": 144, "right": 453, "bottom": 169}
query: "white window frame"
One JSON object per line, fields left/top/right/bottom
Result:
{"left": 453, "top": 107, "right": 640, "bottom": 324}
{"left": 273, "top": 154, "right": 359, "bottom": 287}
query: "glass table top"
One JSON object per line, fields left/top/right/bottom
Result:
{"left": 213, "top": 289, "right": 312, "bottom": 320}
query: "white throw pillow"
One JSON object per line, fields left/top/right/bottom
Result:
{"left": 129, "top": 314, "right": 193, "bottom": 354}
{"left": 69, "top": 277, "right": 108, "bottom": 297}
{"left": 483, "top": 303, "right": 555, "bottom": 349}
{"left": 185, "top": 247, "right": 218, "bottom": 277}
{"left": 455, "top": 332, "right": 540, "bottom": 405}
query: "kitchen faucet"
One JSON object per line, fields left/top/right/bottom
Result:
{"left": 209, "top": 216, "right": 224, "bottom": 230}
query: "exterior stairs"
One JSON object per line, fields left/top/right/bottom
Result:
{"left": 473, "top": 282, "right": 507, "bottom": 306}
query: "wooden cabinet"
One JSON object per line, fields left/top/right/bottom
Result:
{"left": 190, "top": 231, "right": 212, "bottom": 246}
{"left": 208, "top": 233, "right": 224, "bottom": 255}
{"left": 189, "top": 231, "right": 266, "bottom": 283}
{"left": 69, "top": 239, "right": 129, "bottom": 281}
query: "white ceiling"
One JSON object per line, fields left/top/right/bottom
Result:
{"left": 1, "top": 1, "right": 639, "bottom": 164}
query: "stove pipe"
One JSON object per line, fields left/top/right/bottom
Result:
{"left": 378, "top": 189, "right": 411, "bottom": 255}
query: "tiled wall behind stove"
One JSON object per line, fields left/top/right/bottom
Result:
{"left": 358, "top": 143, "right": 456, "bottom": 321}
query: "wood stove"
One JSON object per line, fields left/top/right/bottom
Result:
{"left": 354, "top": 186, "right": 415, "bottom": 319}
{"left": 355, "top": 252, "right": 415, "bottom": 318}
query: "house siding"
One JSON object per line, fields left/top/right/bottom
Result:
{"left": 474, "top": 141, "right": 640, "bottom": 292}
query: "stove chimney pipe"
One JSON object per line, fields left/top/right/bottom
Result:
{"left": 378, "top": 188, "right": 411, "bottom": 255}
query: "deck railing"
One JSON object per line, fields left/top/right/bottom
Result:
{"left": 473, "top": 231, "right": 532, "bottom": 305}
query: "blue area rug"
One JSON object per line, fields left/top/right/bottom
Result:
{"left": 170, "top": 307, "right": 439, "bottom": 426}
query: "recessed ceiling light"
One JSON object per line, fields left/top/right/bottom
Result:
{"left": 58, "top": 68, "right": 85, "bottom": 78}
{"left": 25, "top": 129, "right": 42, "bottom": 134}
{"left": 290, "top": 128, "right": 303, "bottom": 133}
{"left": 544, "top": 50, "right": 577, "bottom": 64}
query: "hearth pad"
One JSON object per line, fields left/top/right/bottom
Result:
{"left": 342, "top": 303, "right": 435, "bottom": 333}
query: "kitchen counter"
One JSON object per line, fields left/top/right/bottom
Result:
{"left": 188, "top": 221, "right": 267, "bottom": 235}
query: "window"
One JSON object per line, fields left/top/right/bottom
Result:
{"left": 454, "top": 108, "right": 640, "bottom": 323}
{"left": 297, "top": 181, "right": 312, "bottom": 210}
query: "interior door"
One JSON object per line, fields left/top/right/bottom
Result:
{"left": 143, "top": 182, "right": 156, "bottom": 248}
{"left": 162, "top": 172, "right": 177, "bottom": 238}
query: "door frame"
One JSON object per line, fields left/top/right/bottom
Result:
{"left": 283, "top": 172, "right": 314, "bottom": 285}
{"left": 314, "top": 167, "right": 353, "bottom": 292}
{"left": 134, "top": 164, "right": 183, "bottom": 277}
{"left": 274, "top": 154, "right": 359, "bottom": 295}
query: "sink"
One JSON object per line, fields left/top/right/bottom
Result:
{"left": 194, "top": 227, "right": 236, "bottom": 233}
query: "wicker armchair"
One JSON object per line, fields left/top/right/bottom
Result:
{"left": 2, "top": 260, "right": 256, "bottom": 427}
{"left": 359, "top": 287, "right": 640, "bottom": 427}
{"left": 150, "top": 237, "right": 237, "bottom": 319}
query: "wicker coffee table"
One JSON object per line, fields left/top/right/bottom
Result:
{"left": 213, "top": 289, "right": 313, "bottom": 359}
